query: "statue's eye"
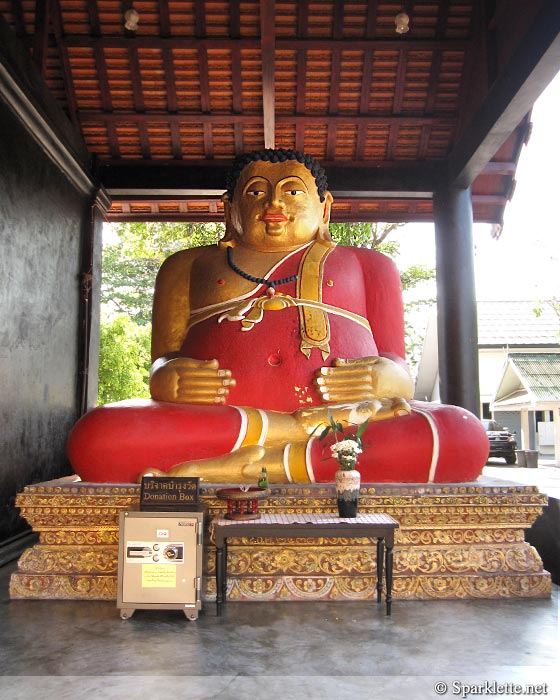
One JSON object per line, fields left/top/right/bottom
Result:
{"left": 287, "top": 189, "right": 303, "bottom": 196}
{"left": 248, "top": 189, "right": 264, "bottom": 197}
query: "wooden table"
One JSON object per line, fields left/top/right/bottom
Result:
{"left": 211, "top": 512, "right": 399, "bottom": 616}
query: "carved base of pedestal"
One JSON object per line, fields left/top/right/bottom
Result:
{"left": 9, "top": 477, "right": 551, "bottom": 602}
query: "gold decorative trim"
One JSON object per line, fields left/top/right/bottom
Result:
{"left": 9, "top": 574, "right": 117, "bottom": 600}
{"left": 10, "top": 478, "right": 551, "bottom": 602}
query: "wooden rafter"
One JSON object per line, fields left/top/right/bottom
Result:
{"left": 424, "top": 49, "right": 442, "bottom": 115}
{"left": 87, "top": 0, "right": 101, "bottom": 35}
{"left": 194, "top": 0, "right": 206, "bottom": 37}
{"left": 332, "top": 0, "right": 344, "bottom": 40}
{"left": 94, "top": 46, "right": 112, "bottom": 112}
{"left": 295, "top": 0, "right": 307, "bottom": 152}
{"left": 392, "top": 48, "right": 406, "bottom": 115}
{"left": 128, "top": 46, "right": 145, "bottom": 112}
{"left": 435, "top": 0, "right": 450, "bottom": 39}
{"left": 229, "top": 0, "right": 241, "bottom": 38}
{"left": 50, "top": 0, "right": 79, "bottom": 128}
{"left": 9, "top": 0, "right": 25, "bottom": 37}
{"left": 32, "top": 0, "right": 50, "bottom": 77}
{"left": 163, "top": 48, "right": 178, "bottom": 113}
{"left": 158, "top": 0, "right": 171, "bottom": 37}
{"left": 260, "top": 0, "right": 275, "bottom": 149}
{"left": 231, "top": 47, "right": 243, "bottom": 153}
{"left": 0, "top": 0, "right": 553, "bottom": 226}
{"left": 138, "top": 122, "right": 151, "bottom": 159}
{"left": 297, "top": 0, "right": 309, "bottom": 37}
{"left": 365, "top": 0, "right": 379, "bottom": 38}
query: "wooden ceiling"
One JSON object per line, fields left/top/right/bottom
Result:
{"left": 0, "top": 1, "right": 558, "bottom": 224}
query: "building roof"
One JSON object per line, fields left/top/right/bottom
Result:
{"left": 2, "top": 1, "right": 559, "bottom": 224}
{"left": 492, "top": 352, "right": 560, "bottom": 408}
{"left": 478, "top": 300, "right": 560, "bottom": 347}
{"left": 413, "top": 301, "right": 560, "bottom": 401}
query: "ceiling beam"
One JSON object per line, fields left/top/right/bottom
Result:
{"left": 78, "top": 111, "right": 455, "bottom": 128}
{"left": 100, "top": 162, "right": 442, "bottom": 199}
{"left": 260, "top": 0, "right": 275, "bottom": 148}
{"left": 448, "top": 0, "right": 560, "bottom": 189}
{"left": 59, "top": 35, "right": 468, "bottom": 52}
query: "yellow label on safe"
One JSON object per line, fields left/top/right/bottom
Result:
{"left": 141, "top": 565, "right": 177, "bottom": 588}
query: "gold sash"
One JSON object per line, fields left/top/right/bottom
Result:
{"left": 297, "top": 242, "right": 333, "bottom": 360}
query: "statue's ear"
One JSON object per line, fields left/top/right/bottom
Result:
{"left": 317, "top": 191, "right": 335, "bottom": 245}
{"left": 221, "top": 193, "right": 236, "bottom": 243}
{"left": 322, "top": 191, "right": 333, "bottom": 225}
{"left": 222, "top": 192, "right": 232, "bottom": 225}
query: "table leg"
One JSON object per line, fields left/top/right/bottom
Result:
{"left": 216, "top": 545, "right": 224, "bottom": 616}
{"left": 222, "top": 540, "right": 228, "bottom": 601}
{"left": 376, "top": 537, "right": 384, "bottom": 603}
{"left": 385, "top": 542, "right": 394, "bottom": 616}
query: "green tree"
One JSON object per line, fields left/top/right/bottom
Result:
{"left": 102, "top": 221, "right": 224, "bottom": 325}
{"left": 97, "top": 313, "right": 152, "bottom": 403}
{"left": 98, "top": 222, "right": 223, "bottom": 403}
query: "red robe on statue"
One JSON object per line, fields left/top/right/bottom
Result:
{"left": 68, "top": 243, "right": 489, "bottom": 483}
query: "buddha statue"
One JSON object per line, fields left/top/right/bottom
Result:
{"left": 67, "top": 149, "right": 488, "bottom": 483}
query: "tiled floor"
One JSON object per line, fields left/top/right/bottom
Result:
{"left": 484, "top": 458, "right": 560, "bottom": 499}
{"left": 0, "top": 558, "right": 558, "bottom": 700}
{"left": 1, "top": 458, "right": 558, "bottom": 699}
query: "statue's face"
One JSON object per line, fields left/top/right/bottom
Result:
{"left": 228, "top": 160, "right": 330, "bottom": 251}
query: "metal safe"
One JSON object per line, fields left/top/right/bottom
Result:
{"left": 117, "top": 511, "right": 203, "bottom": 620}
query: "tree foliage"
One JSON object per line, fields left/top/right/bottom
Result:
{"left": 102, "top": 221, "right": 224, "bottom": 325}
{"left": 98, "top": 222, "right": 223, "bottom": 403}
{"left": 97, "top": 313, "right": 151, "bottom": 403}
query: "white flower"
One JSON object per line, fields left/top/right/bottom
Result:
{"left": 330, "top": 440, "right": 362, "bottom": 458}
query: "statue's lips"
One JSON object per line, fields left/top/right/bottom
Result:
{"left": 262, "top": 214, "right": 289, "bottom": 222}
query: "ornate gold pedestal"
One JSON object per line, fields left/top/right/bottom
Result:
{"left": 9, "top": 477, "right": 551, "bottom": 602}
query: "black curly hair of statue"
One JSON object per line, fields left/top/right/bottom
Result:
{"left": 225, "top": 148, "right": 329, "bottom": 203}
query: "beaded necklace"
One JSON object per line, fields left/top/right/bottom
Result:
{"left": 226, "top": 247, "right": 297, "bottom": 296}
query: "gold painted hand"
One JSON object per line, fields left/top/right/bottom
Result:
{"left": 314, "top": 355, "right": 413, "bottom": 407}
{"left": 150, "top": 356, "right": 235, "bottom": 404}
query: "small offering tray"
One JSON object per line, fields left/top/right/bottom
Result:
{"left": 216, "top": 486, "right": 270, "bottom": 520}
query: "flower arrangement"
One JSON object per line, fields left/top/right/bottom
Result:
{"left": 317, "top": 410, "right": 368, "bottom": 471}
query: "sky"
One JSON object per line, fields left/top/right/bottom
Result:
{"left": 396, "top": 69, "right": 560, "bottom": 303}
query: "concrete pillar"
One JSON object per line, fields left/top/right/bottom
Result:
{"left": 433, "top": 186, "right": 481, "bottom": 417}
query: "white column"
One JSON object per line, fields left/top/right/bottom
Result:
{"left": 520, "top": 410, "right": 530, "bottom": 450}
{"left": 553, "top": 406, "right": 560, "bottom": 467}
